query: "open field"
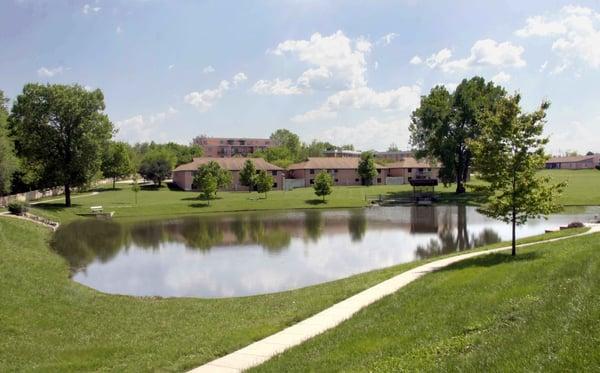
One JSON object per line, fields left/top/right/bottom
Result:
{"left": 252, "top": 231, "right": 600, "bottom": 372}
{"left": 28, "top": 169, "right": 599, "bottom": 224}
{"left": 0, "top": 216, "right": 588, "bottom": 372}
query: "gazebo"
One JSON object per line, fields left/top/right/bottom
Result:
{"left": 409, "top": 178, "right": 438, "bottom": 204}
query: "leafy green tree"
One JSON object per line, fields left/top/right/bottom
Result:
{"left": 387, "top": 143, "right": 399, "bottom": 152}
{"left": 0, "top": 90, "right": 18, "bottom": 195}
{"left": 8, "top": 84, "right": 113, "bottom": 206}
{"left": 102, "top": 141, "right": 133, "bottom": 189}
{"left": 471, "top": 96, "right": 565, "bottom": 256}
{"left": 306, "top": 140, "right": 335, "bottom": 157}
{"left": 410, "top": 77, "right": 506, "bottom": 193}
{"left": 254, "top": 170, "right": 273, "bottom": 198}
{"left": 270, "top": 129, "right": 301, "bottom": 157}
{"left": 313, "top": 170, "right": 333, "bottom": 201}
{"left": 197, "top": 161, "right": 231, "bottom": 194}
{"left": 138, "top": 148, "right": 175, "bottom": 187}
{"left": 358, "top": 151, "right": 378, "bottom": 186}
{"left": 197, "top": 172, "right": 217, "bottom": 204}
{"left": 239, "top": 159, "right": 256, "bottom": 192}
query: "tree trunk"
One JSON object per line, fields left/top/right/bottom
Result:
{"left": 511, "top": 211, "right": 516, "bottom": 256}
{"left": 455, "top": 150, "right": 466, "bottom": 194}
{"left": 65, "top": 183, "right": 71, "bottom": 207}
{"left": 113, "top": 177, "right": 116, "bottom": 189}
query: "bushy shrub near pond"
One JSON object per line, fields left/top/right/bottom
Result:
{"left": 567, "top": 221, "right": 585, "bottom": 228}
{"left": 7, "top": 201, "right": 30, "bottom": 216}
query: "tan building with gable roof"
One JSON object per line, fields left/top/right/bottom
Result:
{"left": 287, "top": 157, "right": 388, "bottom": 187}
{"left": 172, "top": 157, "right": 284, "bottom": 191}
{"left": 545, "top": 155, "right": 598, "bottom": 169}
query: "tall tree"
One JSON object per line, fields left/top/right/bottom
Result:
{"left": 254, "top": 170, "right": 273, "bottom": 198}
{"left": 358, "top": 151, "right": 378, "bottom": 186}
{"left": 270, "top": 129, "right": 301, "bottom": 157}
{"left": 194, "top": 170, "right": 217, "bottom": 204}
{"left": 9, "top": 84, "right": 113, "bottom": 206}
{"left": 138, "top": 148, "right": 175, "bottom": 187}
{"left": 102, "top": 141, "right": 133, "bottom": 189}
{"left": 313, "top": 170, "right": 333, "bottom": 201}
{"left": 0, "top": 90, "right": 18, "bottom": 195}
{"left": 471, "top": 95, "right": 565, "bottom": 256}
{"left": 197, "top": 161, "right": 231, "bottom": 194}
{"left": 410, "top": 77, "right": 506, "bottom": 193}
{"left": 239, "top": 159, "right": 256, "bottom": 192}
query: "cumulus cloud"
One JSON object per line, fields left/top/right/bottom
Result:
{"left": 491, "top": 71, "right": 511, "bottom": 84}
{"left": 203, "top": 65, "right": 215, "bottom": 74}
{"left": 378, "top": 33, "right": 398, "bottom": 46}
{"left": 271, "top": 30, "right": 371, "bottom": 90}
{"left": 116, "top": 26, "right": 123, "bottom": 34}
{"left": 115, "top": 107, "right": 178, "bottom": 142}
{"left": 424, "top": 40, "right": 526, "bottom": 73}
{"left": 37, "top": 66, "right": 66, "bottom": 77}
{"left": 321, "top": 117, "right": 412, "bottom": 151}
{"left": 184, "top": 72, "right": 246, "bottom": 111}
{"left": 292, "top": 85, "right": 421, "bottom": 123}
{"left": 251, "top": 79, "right": 303, "bottom": 95}
{"left": 409, "top": 55, "right": 423, "bottom": 65}
{"left": 82, "top": 4, "right": 101, "bottom": 14}
{"left": 515, "top": 5, "right": 600, "bottom": 70}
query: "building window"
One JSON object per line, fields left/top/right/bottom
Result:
{"left": 310, "top": 169, "right": 315, "bottom": 174}
{"left": 334, "top": 179, "right": 339, "bottom": 183}
{"left": 333, "top": 169, "right": 338, "bottom": 173}
{"left": 272, "top": 183, "right": 277, "bottom": 188}
{"left": 407, "top": 168, "right": 412, "bottom": 173}
{"left": 310, "top": 179, "right": 314, "bottom": 184}
{"left": 418, "top": 168, "right": 424, "bottom": 172}
{"left": 355, "top": 178, "right": 359, "bottom": 182}
{"left": 271, "top": 171, "right": 277, "bottom": 176}
{"left": 377, "top": 178, "right": 381, "bottom": 183}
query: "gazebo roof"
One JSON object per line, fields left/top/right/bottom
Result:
{"left": 409, "top": 179, "right": 439, "bottom": 186}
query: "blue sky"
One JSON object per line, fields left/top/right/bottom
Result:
{"left": 1, "top": 0, "right": 599, "bottom": 153}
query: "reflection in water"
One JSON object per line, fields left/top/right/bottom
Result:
{"left": 50, "top": 205, "right": 599, "bottom": 298}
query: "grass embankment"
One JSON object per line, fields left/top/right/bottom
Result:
{"left": 252, "top": 231, "right": 600, "bottom": 372}
{"left": 0, "top": 216, "right": 588, "bottom": 371}
{"left": 29, "top": 169, "right": 599, "bottom": 223}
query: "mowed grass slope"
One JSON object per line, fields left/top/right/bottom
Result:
{"left": 0, "top": 216, "right": 588, "bottom": 371}
{"left": 252, "top": 232, "right": 600, "bottom": 372}
{"left": 30, "top": 169, "right": 599, "bottom": 224}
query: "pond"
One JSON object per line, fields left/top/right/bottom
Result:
{"left": 51, "top": 205, "right": 599, "bottom": 298}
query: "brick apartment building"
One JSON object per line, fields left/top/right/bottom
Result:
{"left": 192, "top": 136, "right": 273, "bottom": 157}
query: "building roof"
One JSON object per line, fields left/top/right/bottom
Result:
{"left": 385, "top": 157, "right": 440, "bottom": 169}
{"left": 173, "top": 157, "right": 282, "bottom": 172}
{"left": 547, "top": 156, "right": 594, "bottom": 163}
{"left": 288, "top": 157, "right": 385, "bottom": 170}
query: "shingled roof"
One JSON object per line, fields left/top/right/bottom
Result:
{"left": 173, "top": 157, "right": 282, "bottom": 172}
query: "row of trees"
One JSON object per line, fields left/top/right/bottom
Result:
{"left": 0, "top": 84, "right": 203, "bottom": 205}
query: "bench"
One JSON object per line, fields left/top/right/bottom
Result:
{"left": 90, "top": 206, "right": 103, "bottom": 213}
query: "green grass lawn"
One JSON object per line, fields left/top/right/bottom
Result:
{"left": 28, "top": 169, "right": 599, "bottom": 224}
{"left": 251, "top": 232, "right": 600, "bottom": 372}
{"left": 0, "top": 216, "right": 588, "bottom": 372}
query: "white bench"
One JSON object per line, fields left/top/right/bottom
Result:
{"left": 90, "top": 206, "right": 103, "bottom": 213}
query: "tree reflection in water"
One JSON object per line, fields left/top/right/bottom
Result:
{"left": 415, "top": 205, "right": 501, "bottom": 259}
{"left": 348, "top": 210, "right": 367, "bottom": 242}
{"left": 303, "top": 210, "right": 323, "bottom": 242}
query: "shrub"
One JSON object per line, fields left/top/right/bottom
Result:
{"left": 595, "top": 165, "right": 600, "bottom": 171}
{"left": 567, "top": 221, "right": 585, "bottom": 228}
{"left": 7, "top": 201, "right": 29, "bottom": 215}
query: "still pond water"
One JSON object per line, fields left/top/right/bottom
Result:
{"left": 51, "top": 205, "right": 599, "bottom": 298}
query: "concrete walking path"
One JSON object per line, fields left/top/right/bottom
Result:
{"left": 189, "top": 224, "right": 600, "bottom": 373}
{"left": 29, "top": 191, "right": 99, "bottom": 205}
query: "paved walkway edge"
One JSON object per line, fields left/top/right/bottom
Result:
{"left": 189, "top": 225, "right": 600, "bottom": 373}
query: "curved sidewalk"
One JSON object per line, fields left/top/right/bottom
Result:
{"left": 190, "top": 225, "right": 600, "bottom": 373}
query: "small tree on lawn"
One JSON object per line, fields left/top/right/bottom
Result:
{"left": 138, "top": 149, "right": 175, "bottom": 187}
{"left": 239, "top": 159, "right": 256, "bottom": 192}
{"left": 198, "top": 161, "right": 231, "bottom": 196}
{"left": 254, "top": 170, "right": 273, "bottom": 198}
{"left": 102, "top": 141, "right": 133, "bottom": 189}
{"left": 194, "top": 165, "right": 218, "bottom": 204}
{"left": 313, "top": 170, "right": 333, "bottom": 201}
{"left": 358, "top": 151, "right": 378, "bottom": 186}
{"left": 471, "top": 95, "right": 565, "bottom": 256}
{"left": 131, "top": 175, "right": 140, "bottom": 205}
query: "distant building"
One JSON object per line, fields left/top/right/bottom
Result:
{"left": 192, "top": 136, "right": 273, "bottom": 158}
{"left": 172, "top": 157, "right": 284, "bottom": 191}
{"left": 323, "top": 149, "right": 362, "bottom": 158}
{"left": 375, "top": 150, "right": 414, "bottom": 161}
{"left": 545, "top": 155, "right": 598, "bottom": 169}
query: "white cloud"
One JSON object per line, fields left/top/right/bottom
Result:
{"left": 491, "top": 71, "right": 511, "bottom": 84}
{"left": 203, "top": 65, "right": 215, "bottom": 74}
{"left": 116, "top": 26, "right": 123, "bottom": 34}
{"left": 321, "top": 117, "right": 411, "bottom": 151}
{"left": 115, "top": 107, "right": 178, "bottom": 142}
{"left": 373, "top": 61, "right": 379, "bottom": 70}
{"left": 271, "top": 30, "right": 371, "bottom": 89}
{"left": 37, "top": 66, "right": 66, "bottom": 77}
{"left": 292, "top": 85, "right": 421, "bottom": 123}
{"left": 539, "top": 60, "right": 548, "bottom": 72}
{"left": 425, "top": 39, "right": 526, "bottom": 73}
{"left": 168, "top": 64, "right": 175, "bottom": 70}
{"left": 409, "top": 55, "right": 423, "bottom": 65}
{"left": 378, "top": 33, "right": 398, "bottom": 46}
{"left": 515, "top": 6, "right": 600, "bottom": 69}
{"left": 550, "top": 62, "right": 569, "bottom": 75}
{"left": 82, "top": 4, "right": 101, "bottom": 14}
{"left": 252, "top": 79, "right": 303, "bottom": 95}
{"left": 232, "top": 72, "right": 248, "bottom": 85}
{"left": 184, "top": 72, "right": 246, "bottom": 111}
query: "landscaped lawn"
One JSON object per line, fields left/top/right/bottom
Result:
{"left": 251, "top": 232, "right": 600, "bottom": 372}
{"left": 0, "top": 216, "right": 588, "bottom": 371}
{"left": 29, "top": 169, "right": 599, "bottom": 224}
